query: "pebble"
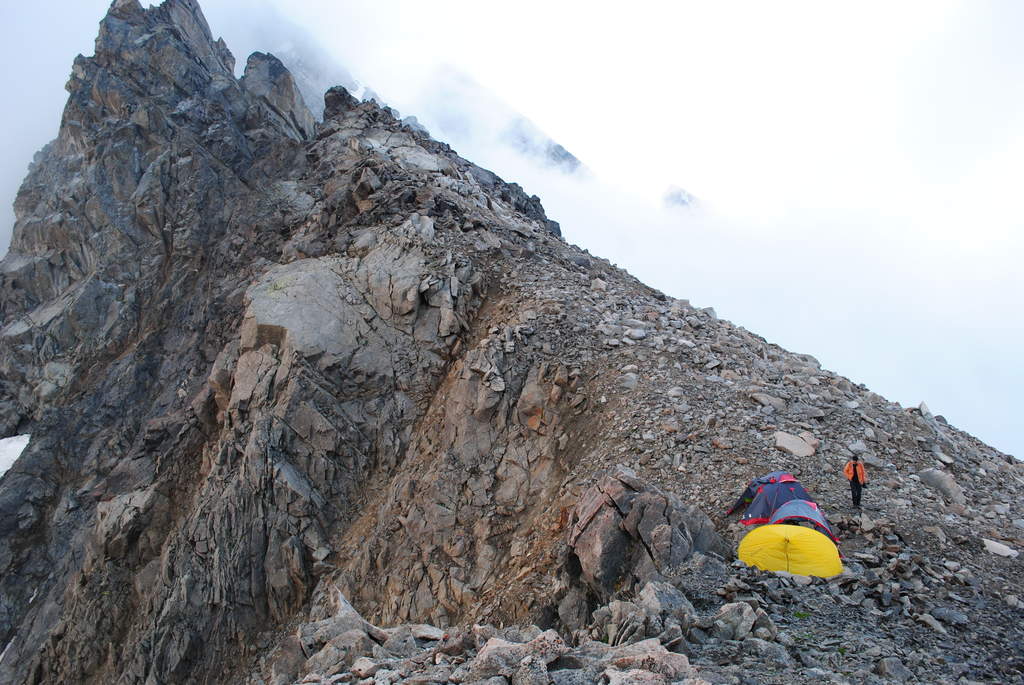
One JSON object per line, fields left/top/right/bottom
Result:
{"left": 875, "top": 656, "right": 913, "bottom": 681}
{"left": 916, "top": 613, "right": 948, "bottom": 635}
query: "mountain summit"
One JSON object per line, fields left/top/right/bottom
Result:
{"left": 0, "top": 2, "right": 1020, "bottom": 683}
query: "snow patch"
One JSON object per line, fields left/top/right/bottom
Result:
{"left": 0, "top": 434, "right": 30, "bottom": 477}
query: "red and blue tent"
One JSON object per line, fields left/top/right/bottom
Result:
{"left": 727, "top": 471, "right": 817, "bottom": 525}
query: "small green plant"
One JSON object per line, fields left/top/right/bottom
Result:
{"left": 267, "top": 278, "right": 290, "bottom": 294}
{"left": 793, "top": 610, "right": 811, "bottom": 619}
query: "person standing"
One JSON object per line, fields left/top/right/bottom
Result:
{"left": 843, "top": 455, "right": 867, "bottom": 507}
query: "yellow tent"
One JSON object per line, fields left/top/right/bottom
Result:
{"left": 738, "top": 524, "right": 843, "bottom": 577}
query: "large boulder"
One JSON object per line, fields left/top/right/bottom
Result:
{"left": 566, "top": 466, "right": 728, "bottom": 601}
{"left": 918, "top": 468, "right": 967, "bottom": 505}
{"left": 773, "top": 431, "right": 816, "bottom": 457}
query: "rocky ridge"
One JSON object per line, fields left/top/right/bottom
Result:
{"left": 0, "top": 1, "right": 1020, "bottom": 684}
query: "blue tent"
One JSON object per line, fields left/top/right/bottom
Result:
{"left": 769, "top": 499, "right": 838, "bottom": 543}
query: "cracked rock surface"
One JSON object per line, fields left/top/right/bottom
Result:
{"left": 0, "top": 1, "right": 1021, "bottom": 683}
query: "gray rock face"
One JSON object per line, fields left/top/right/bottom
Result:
{"left": 241, "top": 51, "right": 317, "bottom": 141}
{"left": 0, "top": 1, "right": 321, "bottom": 681}
{"left": 0, "top": 1, "right": 565, "bottom": 682}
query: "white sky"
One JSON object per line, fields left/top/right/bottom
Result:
{"left": 0, "top": 1, "right": 1021, "bottom": 459}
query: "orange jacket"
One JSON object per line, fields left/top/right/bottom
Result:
{"left": 843, "top": 461, "right": 867, "bottom": 483}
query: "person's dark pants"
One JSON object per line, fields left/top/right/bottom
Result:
{"left": 850, "top": 479, "right": 862, "bottom": 507}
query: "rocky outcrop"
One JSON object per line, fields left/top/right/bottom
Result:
{"left": 564, "top": 466, "right": 728, "bottom": 605}
{"left": 0, "top": 1, "right": 1021, "bottom": 684}
{"left": 0, "top": 0, "right": 324, "bottom": 680}
{"left": 240, "top": 52, "right": 317, "bottom": 141}
{"left": 0, "top": 2, "right": 568, "bottom": 682}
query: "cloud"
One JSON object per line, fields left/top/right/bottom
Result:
{"left": 0, "top": 0, "right": 110, "bottom": 253}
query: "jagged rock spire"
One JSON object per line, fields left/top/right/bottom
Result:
{"left": 241, "top": 52, "right": 317, "bottom": 141}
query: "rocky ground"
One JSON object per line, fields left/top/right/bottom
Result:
{"left": 0, "top": 1, "right": 1020, "bottom": 684}
{"left": 264, "top": 466, "right": 1022, "bottom": 684}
